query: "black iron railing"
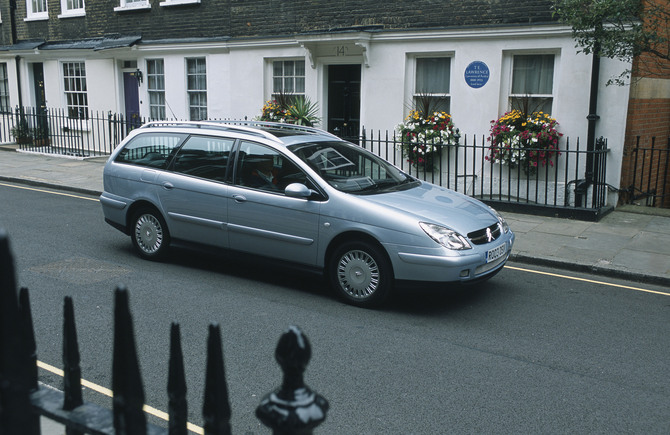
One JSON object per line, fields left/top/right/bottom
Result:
{"left": 0, "top": 229, "right": 328, "bottom": 434}
{"left": 620, "top": 136, "right": 670, "bottom": 208}
{"left": 0, "top": 107, "right": 620, "bottom": 218}
{"left": 357, "top": 129, "right": 612, "bottom": 220}
{"left": 0, "top": 106, "right": 141, "bottom": 157}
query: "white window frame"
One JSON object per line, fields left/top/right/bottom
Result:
{"left": 59, "top": 0, "right": 85, "bottom": 18}
{"left": 506, "top": 51, "right": 557, "bottom": 115}
{"left": 186, "top": 57, "right": 207, "bottom": 121}
{"left": 62, "top": 61, "right": 89, "bottom": 120}
{"left": 26, "top": 0, "right": 49, "bottom": 21}
{"left": 412, "top": 55, "right": 452, "bottom": 115}
{"left": 271, "top": 59, "right": 306, "bottom": 98}
{"left": 114, "top": 0, "right": 151, "bottom": 12}
{"left": 147, "top": 59, "right": 166, "bottom": 121}
{"left": 160, "top": 0, "right": 201, "bottom": 7}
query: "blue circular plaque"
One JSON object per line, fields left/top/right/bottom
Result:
{"left": 464, "top": 61, "right": 490, "bottom": 89}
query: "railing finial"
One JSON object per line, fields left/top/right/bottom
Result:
{"left": 256, "top": 325, "right": 329, "bottom": 434}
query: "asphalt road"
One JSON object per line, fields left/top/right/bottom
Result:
{"left": 2, "top": 182, "right": 669, "bottom": 434}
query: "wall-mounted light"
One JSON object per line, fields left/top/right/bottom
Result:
{"left": 132, "top": 68, "right": 143, "bottom": 85}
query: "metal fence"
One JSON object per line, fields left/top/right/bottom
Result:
{"left": 0, "top": 106, "right": 137, "bottom": 157}
{"left": 0, "top": 107, "right": 615, "bottom": 219}
{"left": 357, "top": 129, "right": 611, "bottom": 220}
{"left": 619, "top": 136, "right": 670, "bottom": 208}
{"left": 0, "top": 229, "right": 329, "bottom": 435}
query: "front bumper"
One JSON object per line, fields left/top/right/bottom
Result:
{"left": 391, "top": 232, "right": 515, "bottom": 283}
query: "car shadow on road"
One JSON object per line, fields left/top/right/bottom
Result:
{"left": 143, "top": 246, "right": 504, "bottom": 313}
{"left": 386, "top": 280, "right": 501, "bottom": 315}
{"left": 164, "top": 246, "right": 333, "bottom": 297}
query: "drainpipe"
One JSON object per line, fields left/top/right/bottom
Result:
{"left": 9, "top": 0, "right": 24, "bottom": 108}
{"left": 14, "top": 56, "right": 23, "bottom": 109}
{"left": 575, "top": 29, "right": 602, "bottom": 207}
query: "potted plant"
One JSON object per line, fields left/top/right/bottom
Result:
{"left": 11, "top": 120, "right": 32, "bottom": 145}
{"left": 257, "top": 92, "right": 320, "bottom": 127}
{"left": 486, "top": 109, "right": 562, "bottom": 176}
{"left": 395, "top": 109, "right": 457, "bottom": 171}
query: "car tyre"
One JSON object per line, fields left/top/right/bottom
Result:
{"left": 329, "top": 240, "right": 392, "bottom": 307}
{"left": 130, "top": 207, "right": 170, "bottom": 260}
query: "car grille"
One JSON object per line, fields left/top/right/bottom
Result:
{"left": 468, "top": 223, "right": 502, "bottom": 245}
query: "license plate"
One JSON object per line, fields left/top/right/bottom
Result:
{"left": 486, "top": 243, "right": 507, "bottom": 263}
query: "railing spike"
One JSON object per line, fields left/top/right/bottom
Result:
{"left": 0, "top": 230, "right": 39, "bottom": 434}
{"left": 63, "top": 296, "right": 83, "bottom": 411}
{"left": 202, "top": 323, "right": 231, "bottom": 435}
{"left": 168, "top": 322, "right": 188, "bottom": 435}
{"left": 112, "top": 286, "right": 147, "bottom": 435}
{"left": 256, "top": 325, "right": 329, "bottom": 435}
{"left": 19, "top": 287, "right": 38, "bottom": 392}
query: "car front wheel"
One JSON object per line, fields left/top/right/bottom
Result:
{"left": 329, "top": 241, "right": 392, "bottom": 307}
{"left": 131, "top": 207, "right": 170, "bottom": 260}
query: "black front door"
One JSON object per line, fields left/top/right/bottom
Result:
{"left": 327, "top": 65, "right": 361, "bottom": 141}
{"left": 32, "top": 63, "right": 48, "bottom": 142}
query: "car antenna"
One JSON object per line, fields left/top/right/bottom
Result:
{"left": 165, "top": 98, "right": 177, "bottom": 119}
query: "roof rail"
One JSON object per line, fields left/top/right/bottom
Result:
{"left": 216, "top": 120, "right": 340, "bottom": 139}
{"left": 139, "top": 120, "right": 276, "bottom": 140}
{"left": 139, "top": 120, "right": 340, "bottom": 141}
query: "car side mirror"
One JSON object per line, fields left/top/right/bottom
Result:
{"left": 285, "top": 182, "right": 315, "bottom": 199}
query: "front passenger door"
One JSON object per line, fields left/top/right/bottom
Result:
{"left": 227, "top": 141, "right": 322, "bottom": 266}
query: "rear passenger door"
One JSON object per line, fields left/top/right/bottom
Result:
{"left": 157, "top": 135, "right": 233, "bottom": 248}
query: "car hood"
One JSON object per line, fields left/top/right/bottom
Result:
{"left": 364, "top": 182, "right": 498, "bottom": 232}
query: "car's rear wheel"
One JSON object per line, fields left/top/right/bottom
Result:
{"left": 329, "top": 240, "right": 392, "bottom": 307}
{"left": 131, "top": 207, "right": 170, "bottom": 260}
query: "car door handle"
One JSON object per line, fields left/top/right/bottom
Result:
{"left": 232, "top": 194, "right": 247, "bottom": 203}
{"left": 162, "top": 182, "right": 174, "bottom": 190}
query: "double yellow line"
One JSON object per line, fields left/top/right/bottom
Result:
{"left": 37, "top": 360, "right": 204, "bottom": 434}
{"left": 505, "top": 265, "right": 670, "bottom": 297}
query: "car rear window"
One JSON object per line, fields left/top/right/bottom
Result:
{"left": 115, "top": 133, "right": 187, "bottom": 169}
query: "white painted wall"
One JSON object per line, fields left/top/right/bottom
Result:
{"left": 0, "top": 25, "right": 632, "bottom": 205}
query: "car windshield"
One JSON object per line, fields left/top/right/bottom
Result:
{"left": 288, "top": 141, "right": 416, "bottom": 194}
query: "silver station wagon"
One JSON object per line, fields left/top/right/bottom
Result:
{"left": 100, "top": 121, "right": 514, "bottom": 307}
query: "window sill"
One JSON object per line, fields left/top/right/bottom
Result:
{"left": 114, "top": 4, "right": 151, "bottom": 12}
{"left": 58, "top": 11, "right": 86, "bottom": 19}
{"left": 24, "top": 14, "right": 49, "bottom": 22}
{"left": 160, "top": 0, "right": 201, "bottom": 7}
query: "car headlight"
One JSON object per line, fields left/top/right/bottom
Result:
{"left": 420, "top": 222, "right": 472, "bottom": 250}
{"left": 490, "top": 207, "right": 510, "bottom": 233}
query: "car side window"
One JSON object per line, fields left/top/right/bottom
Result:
{"left": 115, "top": 133, "right": 186, "bottom": 169}
{"left": 235, "top": 141, "right": 309, "bottom": 193}
{"left": 171, "top": 135, "right": 234, "bottom": 182}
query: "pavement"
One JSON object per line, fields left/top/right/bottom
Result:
{"left": 2, "top": 145, "right": 670, "bottom": 291}
{"left": 0, "top": 146, "right": 669, "bottom": 435}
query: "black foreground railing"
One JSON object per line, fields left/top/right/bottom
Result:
{"left": 355, "top": 129, "right": 612, "bottom": 220}
{"left": 620, "top": 136, "right": 670, "bottom": 208}
{"left": 0, "top": 229, "right": 329, "bottom": 434}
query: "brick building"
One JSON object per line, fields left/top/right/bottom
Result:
{"left": 620, "top": 0, "right": 670, "bottom": 208}
{"left": 0, "top": 0, "right": 660, "bottom": 208}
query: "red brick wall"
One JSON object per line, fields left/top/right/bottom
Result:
{"left": 622, "top": 99, "right": 670, "bottom": 207}
{"left": 620, "top": 0, "right": 670, "bottom": 208}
